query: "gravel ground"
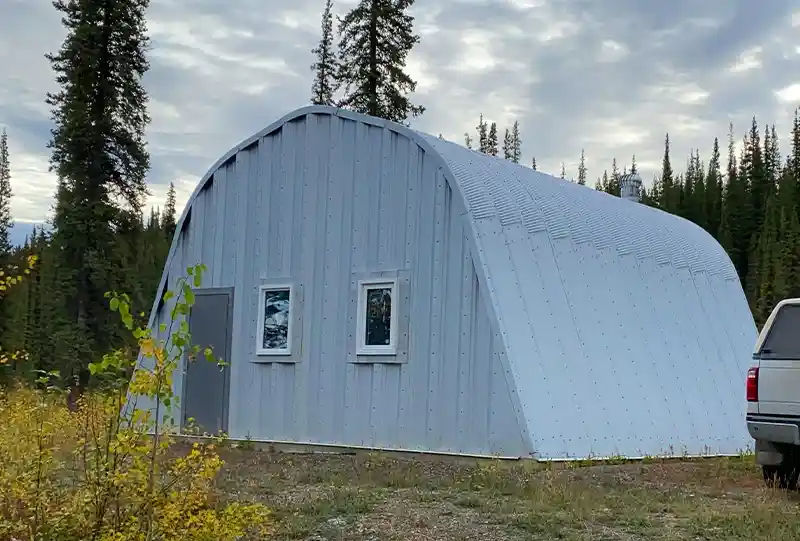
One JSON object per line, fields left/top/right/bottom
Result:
{"left": 193, "top": 444, "right": 800, "bottom": 540}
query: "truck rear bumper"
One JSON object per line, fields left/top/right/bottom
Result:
{"left": 747, "top": 416, "right": 800, "bottom": 445}
{"left": 747, "top": 414, "right": 800, "bottom": 465}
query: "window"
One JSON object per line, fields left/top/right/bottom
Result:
{"left": 356, "top": 278, "right": 398, "bottom": 355}
{"left": 256, "top": 284, "right": 293, "bottom": 355}
{"left": 758, "top": 304, "right": 800, "bottom": 359}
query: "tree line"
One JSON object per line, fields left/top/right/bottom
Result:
{"left": 309, "top": 1, "right": 800, "bottom": 329}
{"left": 0, "top": 0, "right": 797, "bottom": 387}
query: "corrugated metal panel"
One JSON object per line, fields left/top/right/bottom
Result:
{"left": 420, "top": 132, "right": 756, "bottom": 459}
{"left": 138, "top": 105, "right": 756, "bottom": 460}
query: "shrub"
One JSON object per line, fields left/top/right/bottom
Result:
{"left": 0, "top": 263, "right": 272, "bottom": 541}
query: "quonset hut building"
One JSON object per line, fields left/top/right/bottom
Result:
{"left": 135, "top": 105, "right": 757, "bottom": 460}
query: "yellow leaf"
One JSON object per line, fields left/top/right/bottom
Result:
{"left": 140, "top": 337, "right": 156, "bottom": 357}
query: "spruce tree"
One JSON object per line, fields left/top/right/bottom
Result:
{"left": 607, "top": 157, "right": 620, "bottom": 195}
{"left": 487, "top": 122, "right": 498, "bottom": 156}
{"left": 597, "top": 170, "right": 610, "bottom": 192}
{"left": 790, "top": 108, "right": 800, "bottom": 213}
{"left": 686, "top": 149, "right": 705, "bottom": 226}
{"left": 630, "top": 154, "right": 637, "bottom": 175}
{"left": 764, "top": 124, "right": 781, "bottom": 188}
{"left": 560, "top": 162, "right": 566, "bottom": 180}
{"left": 719, "top": 122, "right": 751, "bottom": 283}
{"left": 44, "top": 0, "right": 152, "bottom": 378}
{"left": 162, "top": 181, "right": 177, "bottom": 239}
{"left": 502, "top": 128, "right": 512, "bottom": 160}
{"left": 510, "top": 121, "right": 521, "bottom": 163}
{"left": 577, "top": 149, "right": 587, "bottom": 185}
{"left": 705, "top": 137, "right": 723, "bottom": 238}
{"left": 744, "top": 117, "right": 769, "bottom": 236}
{"left": 660, "top": 134, "right": 674, "bottom": 211}
{"left": 336, "top": 0, "right": 424, "bottom": 123}
{"left": 477, "top": 114, "right": 487, "bottom": 153}
{"left": 531, "top": 156, "right": 536, "bottom": 170}
{"left": 310, "top": 0, "right": 339, "bottom": 106}
{"left": 464, "top": 133, "right": 473, "bottom": 149}
{"left": 0, "top": 129, "right": 13, "bottom": 353}
{"left": 0, "top": 129, "right": 12, "bottom": 257}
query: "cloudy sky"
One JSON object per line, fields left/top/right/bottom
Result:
{"left": 0, "top": 0, "right": 798, "bottom": 240}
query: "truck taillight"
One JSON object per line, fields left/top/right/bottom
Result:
{"left": 747, "top": 367, "right": 759, "bottom": 402}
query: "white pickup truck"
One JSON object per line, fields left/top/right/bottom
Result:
{"left": 746, "top": 298, "right": 800, "bottom": 489}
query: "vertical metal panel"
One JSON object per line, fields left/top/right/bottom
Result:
{"left": 210, "top": 166, "right": 226, "bottom": 287}
{"left": 148, "top": 112, "right": 527, "bottom": 458}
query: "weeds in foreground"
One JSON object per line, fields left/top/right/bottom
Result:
{"left": 0, "top": 263, "right": 272, "bottom": 541}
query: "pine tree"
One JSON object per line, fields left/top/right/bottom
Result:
{"left": 510, "top": 121, "right": 521, "bottom": 163}
{"left": 560, "top": 162, "right": 566, "bottom": 180}
{"left": 660, "top": 134, "right": 674, "bottom": 211}
{"left": 310, "top": 0, "right": 339, "bottom": 106}
{"left": 792, "top": 108, "right": 800, "bottom": 215}
{"left": 630, "top": 154, "right": 637, "bottom": 175}
{"left": 162, "top": 181, "right": 177, "bottom": 239}
{"left": 744, "top": 117, "right": 769, "bottom": 237}
{"left": 487, "top": 122, "right": 498, "bottom": 156}
{"left": 0, "top": 129, "right": 13, "bottom": 354}
{"left": 531, "top": 156, "right": 536, "bottom": 170}
{"left": 44, "top": 0, "right": 152, "bottom": 378}
{"left": 336, "top": 0, "right": 424, "bottom": 123}
{"left": 0, "top": 129, "right": 12, "bottom": 257}
{"left": 764, "top": 124, "right": 781, "bottom": 189}
{"left": 705, "top": 137, "right": 723, "bottom": 238}
{"left": 607, "top": 157, "right": 620, "bottom": 195}
{"left": 464, "top": 133, "right": 473, "bottom": 149}
{"left": 502, "top": 128, "right": 512, "bottom": 160}
{"left": 477, "top": 114, "right": 487, "bottom": 153}
{"left": 686, "top": 149, "right": 705, "bottom": 227}
{"left": 719, "top": 122, "right": 751, "bottom": 283}
{"left": 598, "top": 170, "right": 609, "bottom": 192}
{"left": 577, "top": 149, "right": 587, "bottom": 185}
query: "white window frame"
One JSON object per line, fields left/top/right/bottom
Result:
{"left": 256, "top": 283, "right": 293, "bottom": 356}
{"left": 356, "top": 278, "right": 398, "bottom": 356}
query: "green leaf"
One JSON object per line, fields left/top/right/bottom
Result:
{"left": 109, "top": 297, "right": 119, "bottom": 311}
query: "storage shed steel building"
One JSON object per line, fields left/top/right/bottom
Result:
{"left": 135, "top": 105, "right": 757, "bottom": 460}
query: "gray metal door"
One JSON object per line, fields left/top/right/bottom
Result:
{"left": 181, "top": 288, "right": 233, "bottom": 435}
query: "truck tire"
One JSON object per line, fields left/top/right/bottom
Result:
{"left": 763, "top": 463, "right": 799, "bottom": 490}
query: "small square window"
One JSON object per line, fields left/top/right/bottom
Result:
{"left": 256, "top": 284, "right": 293, "bottom": 355}
{"left": 356, "top": 278, "right": 398, "bottom": 355}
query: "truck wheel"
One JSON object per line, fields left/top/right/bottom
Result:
{"left": 763, "top": 463, "right": 799, "bottom": 490}
{"left": 778, "top": 463, "right": 800, "bottom": 490}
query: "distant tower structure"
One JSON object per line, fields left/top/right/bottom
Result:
{"left": 618, "top": 172, "right": 642, "bottom": 203}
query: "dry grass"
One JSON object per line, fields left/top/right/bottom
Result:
{"left": 192, "top": 444, "right": 800, "bottom": 540}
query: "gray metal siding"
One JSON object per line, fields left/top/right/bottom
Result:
{"left": 150, "top": 113, "right": 528, "bottom": 458}
{"left": 423, "top": 133, "right": 757, "bottom": 459}
{"left": 138, "top": 105, "right": 757, "bottom": 461}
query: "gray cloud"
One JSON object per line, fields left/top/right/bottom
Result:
{"left": 0, "top": 0, "right": 798, "bottom": 223}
